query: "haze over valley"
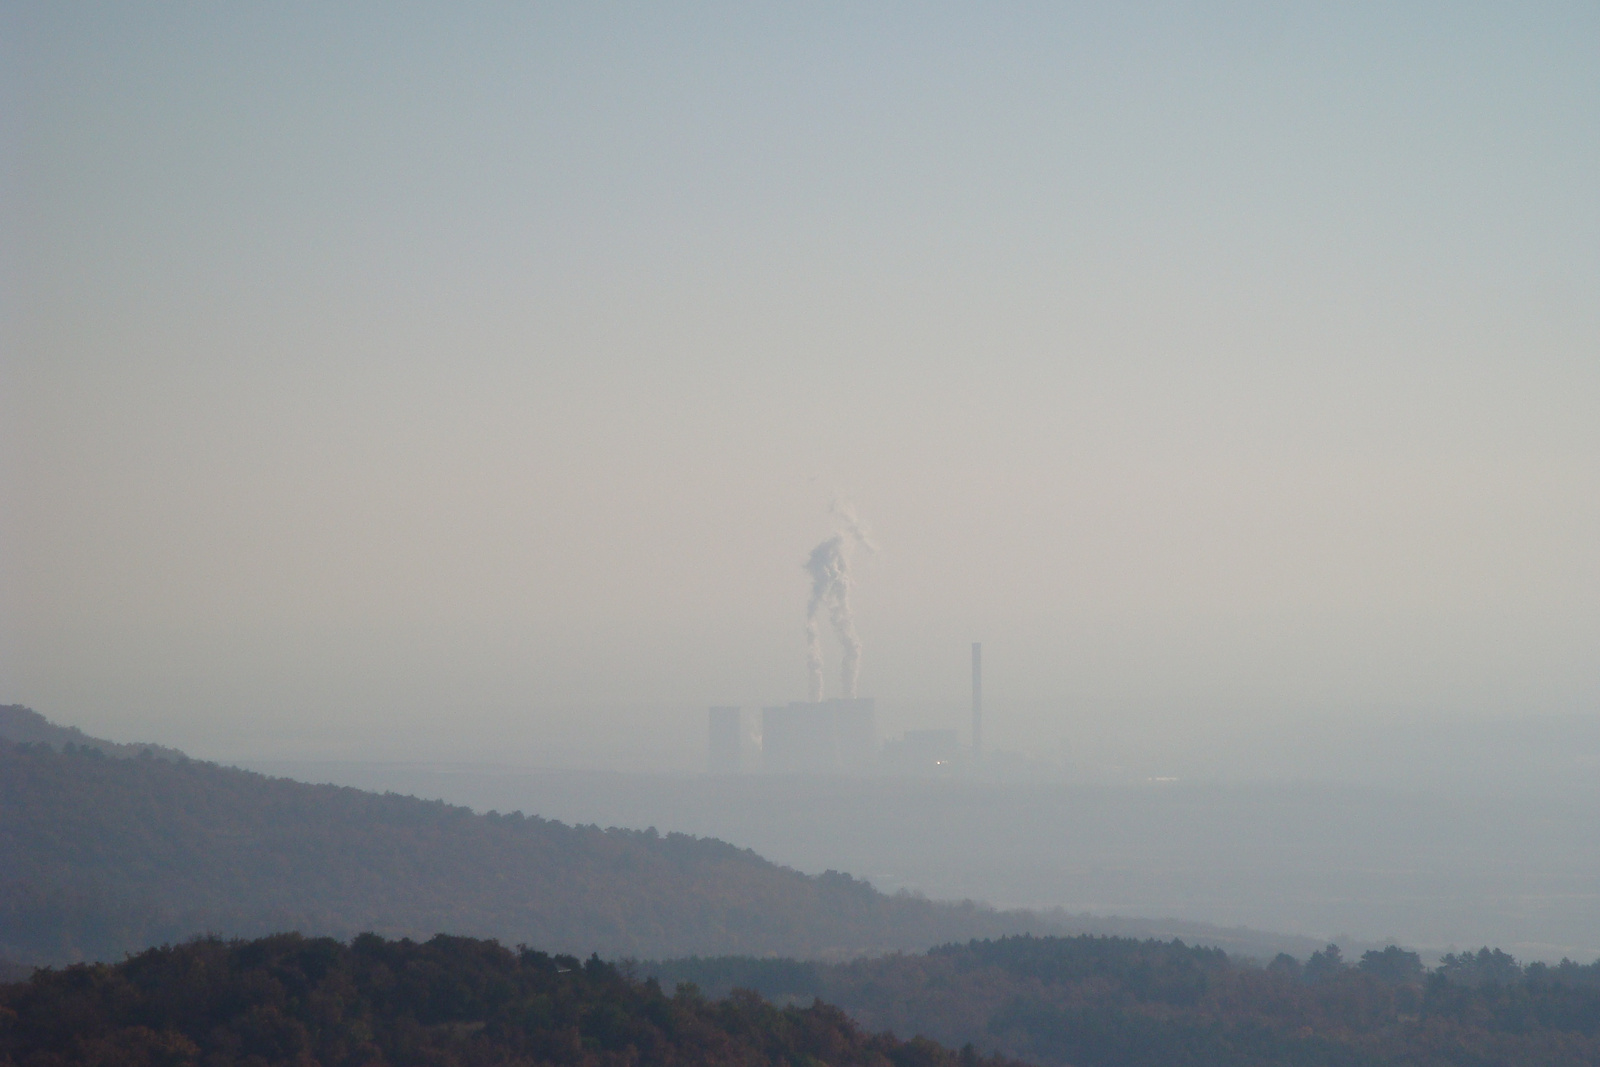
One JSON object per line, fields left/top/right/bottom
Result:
{"left": 4, "top": 6, "right": 1599, "bottom": 1064}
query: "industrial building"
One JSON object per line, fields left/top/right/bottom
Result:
{"left": 761, "top": 698, "right": 877, "bottom": 774}
{"left": 707, "top": 644, "right": 979, "bottom": 776}
{"left": 880, "top": 728, "right": 962, "bottom": 775}
{"left": 706, "top": 700, "right": 878, "bottom": 775}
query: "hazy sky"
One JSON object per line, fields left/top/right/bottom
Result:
{"left": 3, "top": 3, "right": 1597, "bottom": 766}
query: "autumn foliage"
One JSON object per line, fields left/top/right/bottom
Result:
{"left": 0, "top": 932, "right": 1014, "bottom": 1067}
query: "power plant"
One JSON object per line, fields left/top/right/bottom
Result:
{"left": 760, "top": 698, "right": 877, "bottom": 774}
{"left": 706, "top": 644, "right": 983, "bottom": 776}
{"left": 709, "top": 514, "right": 980, "bottom": 776}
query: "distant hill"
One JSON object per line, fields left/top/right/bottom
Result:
{"left": 0, "top": 731, "right": 1091, "bottom": 967}
{"left": 0, "top": 704, "right": 186, "bottom": 762}
{"left": 646, "top": 934, "right": 1600, "bottom": 1067}
{"left": 0, "top": 931, "right": 1021, "bottom": 1067}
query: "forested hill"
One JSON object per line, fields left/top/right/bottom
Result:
{"left": 0, "top": 738, "right": 1066, "bottom": 966}
{"left": 0, "top": 932, "right": 1019, "bottom": 1067}
{"left": 0, "top": 704, "right": 185, "bottom": 762}
{"left": 648, "top": 935, "right": 1600, "bottom": 1067}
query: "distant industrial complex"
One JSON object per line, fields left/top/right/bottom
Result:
{"left": 708, "top": 643, "right": 984, "bottom": 776}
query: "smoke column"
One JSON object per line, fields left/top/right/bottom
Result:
{"left": 803, "top": 508, "right": 874, "bottom": 701}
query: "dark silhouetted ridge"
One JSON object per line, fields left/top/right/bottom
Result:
{"left": 0, "top": 931, "right": 1021, "bottom": 1067}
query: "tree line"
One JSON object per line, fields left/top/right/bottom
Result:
{"left": 0, "top": 932, "right": 1021, "bottom": 1067}
{"left": 647, "top": 934, "right": 1600, "bottom": 1067}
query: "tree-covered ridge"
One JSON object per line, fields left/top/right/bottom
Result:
{"left": 0, "top": 705, "right": 185, "bottom": 762}
{"left": 932, "top": 932, "right": 1229, "bottom": 1005}
{"left": 0, "top": 932, "right": 1018, "bottom": 1067}
{"left": 648, "top": 935, "right": 1600, "bottom": 1067}
{"left": 0, "top": 740, "right": 1066, "bottom": 966}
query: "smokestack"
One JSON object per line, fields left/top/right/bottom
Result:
{"left": 971, "top": 642, "right": 982, "bottom": 758}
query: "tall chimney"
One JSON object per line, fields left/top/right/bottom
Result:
{"left": 971, "top": 642, "right": 983, "bottom": 759}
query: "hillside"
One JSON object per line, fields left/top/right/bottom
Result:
{"left": 0, "top": 932, "right": 1019, "bottom": 1067}
{"left": 0, "top": 704, "right": 186, "bottom": 762}
{"left": 0, "top": 736, "right": 1076, "bottom": 966}
{"left": 647, "top": 935, "right": 1600, "bottom": 1067}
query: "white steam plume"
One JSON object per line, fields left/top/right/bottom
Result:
{"left": 803, "top": 507, "right": 874, "bottom": 701}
